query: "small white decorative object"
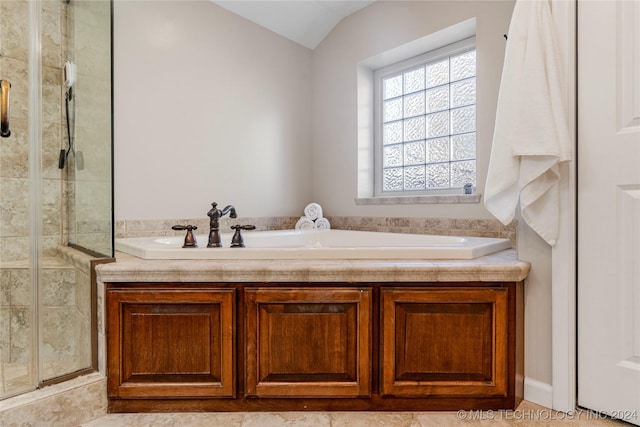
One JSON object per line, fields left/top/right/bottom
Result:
{"left": 303, "top": 203, "right": 323, "bottom": 221}
{"left": 315, "top": 217, "right": 331, "bottom": 230}
{"left": 295, "top": 217, "right": 315, "bottom": 230}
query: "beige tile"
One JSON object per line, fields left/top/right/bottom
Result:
{"left": 125, "top": 219, "right": 177, "bottom": 233}
{"left": 82, "top": 412, "right": 245, "bottom": 427}
{"left": 1, "top": 375, "right": 107, "bottom": 427}
{"left": 42, "top": 122, "right": 63, "bottom": 180}
{"left": 42, "top": 65, "right": 62, "bottom": 125}
{"left": 0, "top": 236, "right": 30, "bottom": 262}
{"left": 79, "top": 402, "right": 633, "bottom": 427}
{"left": 409, "top": 217, "right": 452, "bottom": 230}
{"left": 0, "top": 272, "right": 10, "bottom": 306}
{"left": 42, "top": 178, "right": 64, "bottom": 237}
{"left": 243, "top": 412, "right": 331, "bottom": 427}
{"left": 41, "top": 0, "right": 63, "bottom": 68}
{"left": 413, "top": 411, "right": 483, "bottom": 426}
{"left": 0, "top": 0, "right": 29, "bottom": 63}
{"left": 41, "top": 267, "right": 76, "bottom": 306}
{"left": 101, "top": 250, "right": 529, "bottom": 284}
{"left": 9, "top": 306, "right": 31, "bottom": 363}
{"left": 0, "top": 57, "right": 28, "bottom": 121}
{"left": 331, "top": 411, "right": 415, "bottom": 426}
{"left": 42, "top": 234, "right": 64, "bottom": 258}
{"left": 0, "top": 307, "right": 10, "bottom": 363}
{"left": 75, "top": 269, "right": 92, "bottom": 318}
{"left": 0, "top": 118, "right": 29, "bottom": 178}
{"left": 8, "top": 268, "right": 31, "bottom": 306}
{"left": 0, "top": 177, "right": 29, "bottom": 238}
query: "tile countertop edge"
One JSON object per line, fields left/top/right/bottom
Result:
{"left": 96, "top": 249, "right": 531, "bottom": 283}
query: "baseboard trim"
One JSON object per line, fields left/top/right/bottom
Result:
{"left": 524, "top": 377, "right": 553, "bottom": 408}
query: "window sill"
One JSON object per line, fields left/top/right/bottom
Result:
{"left": 355, "top": 194, "right": 482, "bottom": 205}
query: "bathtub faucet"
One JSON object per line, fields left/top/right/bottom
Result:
{"left": 207, "top": 202, "right": 237, "bottom": 247}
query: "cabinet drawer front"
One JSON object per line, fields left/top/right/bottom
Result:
{"left": 381, "top": 288, "right": 508, "bottom": 397}
{"left": 107, "top": 289, "right": 235, "bottom": 398}
{"left": 245, "top": 288, "right": 371, "bottom": 398}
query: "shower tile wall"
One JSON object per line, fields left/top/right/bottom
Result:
{"left": 1, "top": 1, "right": 67, "bottom": 260}
{"left": 0, "top": 259, "right": 91, "bottom": 393}
{"left": 1, "top": 0, "right": 31, "bottom": 261}
{"left": 0, "top": 0, "right": 111, "bottom": 259}
{"left": 40, "top": 261, "right": 92, "bottom": 380}
{"left": 0, "top": 265, "right": 31, "bottom": 393}
{"left": 1, "top": 0, "right": 38, "bottom": 397}
{"left": 0, "top": 0, "right": 93, "bottom": 397}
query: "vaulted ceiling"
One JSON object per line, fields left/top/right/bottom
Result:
{"left": 211, "top": 1, "right": 375, "bottom": 49}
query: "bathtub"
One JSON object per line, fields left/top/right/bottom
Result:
{"left": 115, "top": 229, "right": 512, "bottom": 260}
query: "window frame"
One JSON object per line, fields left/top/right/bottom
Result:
{"left": 373, "top": 36, "right": 477, "bottom": 198}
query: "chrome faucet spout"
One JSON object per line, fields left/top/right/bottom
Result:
{"left": 207, "top": 202, "right": 237, "bottom": 247}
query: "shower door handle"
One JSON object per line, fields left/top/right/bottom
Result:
{"left": 0, "top": 79, "right": 10, "bottom": 138}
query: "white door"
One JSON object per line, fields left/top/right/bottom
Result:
{"left": 578, "top": 0, "right": 640, "bottom": 424}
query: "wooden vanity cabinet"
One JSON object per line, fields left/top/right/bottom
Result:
{"left": 106, "top": 285, "right": 235, "bottom": 399}
{"left": 245, "top": 287, "right": 371, "bottom": 398}
{"left": 105, "top": 281, "right": 523, "bottom": 411}
{"left": 380, "top": 287, "right": 511, "bottom": 398}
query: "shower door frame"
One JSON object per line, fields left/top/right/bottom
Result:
{"left": 1, "top": 0, "right": 113, "bottom": 400}
{"left": 28, "top": 0, "right": 98, "bottom": 393}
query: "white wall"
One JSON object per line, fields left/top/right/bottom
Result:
{"left": 311, "top": 1, "right": 514, "bottom": 219}
{"left": 114, "top": 0, "right": 313, "bottom": 220}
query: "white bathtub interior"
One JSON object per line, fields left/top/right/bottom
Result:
{"left": 116, "top": 229, "right": 512, "bottom": 260}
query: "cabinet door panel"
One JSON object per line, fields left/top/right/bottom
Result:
{"left": 123, "top": 304, "right": 221, "bottom": 380}
{"left": 245, "top": 288, "right": 371, "bottom": 398}
{"left": 258, "top": 303, "right": 357, "bottom": 382}
{"left": 107, "top": 288, "right": 235, "bottom": 398}
{"left": 381, "top": 288, "right": 508, "bottom": 397}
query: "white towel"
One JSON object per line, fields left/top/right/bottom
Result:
{"left": 315, "top": 217, "right": 331, "bottom": 230}
{"left": 484, "top": 0, "right": 571, "bottom": 246}
{"left": 295, "top": 217, "right": 315, "bottom": 230}
{"left": 303, "top": 203, "right": 323, "bottom": 221}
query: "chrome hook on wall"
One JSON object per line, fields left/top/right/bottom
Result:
{"left": 0, "top": 79, "right": 11, "bottom": 138}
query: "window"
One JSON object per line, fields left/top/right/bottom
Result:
{"left": 375, "top": 38, "right": 476, "bottom": 196}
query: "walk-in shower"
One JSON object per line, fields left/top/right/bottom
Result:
{"left": 0, "top": 0, "right": 112, "bottom": 400}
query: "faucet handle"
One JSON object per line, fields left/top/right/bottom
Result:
{"left": 172, "top": 224, "right": 198, "bottom": 248}
{"left": 230, "top": 224, "right": 255, "bottom": 248}
{"left": 232, "top": 225, "right": 256, "bottom": 230}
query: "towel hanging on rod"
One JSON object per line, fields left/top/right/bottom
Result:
{"left": 484, "top": 0, "right": 571, "bottom": 246}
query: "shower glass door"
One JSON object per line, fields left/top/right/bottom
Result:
{"left": 1, "top": 0, "right": 39, "bottom": 399}
{"left": 1, "top": 0, "right": 112, "bottom": 400}
{"left": 65, "top": 0, "right": 113, "bottom": 256}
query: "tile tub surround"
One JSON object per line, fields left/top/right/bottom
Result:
{"left": 329, "top": 216, "right": 516, "bottom": 242}
{"left": 102, "top": 249, "right": 528, "bottom": 283}
{"left": 116, "top": 216, "right": 517, "bottom": 244}
{"left": 115, "top": 216, "right": 301, "bottom": 239}
{"left": 95, "top": 249, "right": 529, "bottom": 379}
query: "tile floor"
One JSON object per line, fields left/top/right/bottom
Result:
{"left": 82, "top": 401, "right": 628, "bottom": 426}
